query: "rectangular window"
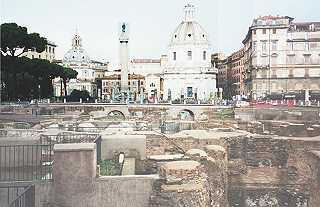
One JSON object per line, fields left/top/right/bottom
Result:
{"left": 272, "top": 28, "right": 276, "bottom": 34}
{"left": 271, "top": 40, "right": 277, "bottom": 51}
{"left": 263, "top": 29, "right": 266, "bottom": 34}
{"left": 187, "top": 87, "right": 193, "bottom": 97}
{"left": 187, "top": 51, "right": 192, "bottom": 60}
{"left": 253, "top": 30, "right": 256, "bottom": 35}
{"left": 305, "top": 42, "right": 310, "bottom": 51}
{"left": 52, "top": 47, "right": 55, "bottom": 53}
{"left": 288, "top": 42, "right": 294, "bottom": 51}
{"left": 304, "top": 55, "right": 311, "bottom": 64}
{"left": 261, "top": 56, "right": 267, "bottom": 66}
{"left": 253, "top": 41, "right": 257, "bottom": 51}
{"left": 173, "top": 52, "right": 176, "bottom": 61}
{"left": 203, "top": 51, "right": 206, "bottom": 60}
{"left": 261, "top": 41, "right": 267, "bottom": 52}
{"left": 271, "top": 56, "right": 277, "bottom": 66}
{"left": 49, "top": 47, "right": 51, "bottom": 53}
{"left": 287, "top": 55, "right": 295, "bottom": 65}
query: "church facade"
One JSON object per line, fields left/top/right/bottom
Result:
{"left": 53, "top": 33, "right": 107, "bottom": 98}
{"left": 162, "top": 4, "right": 217, "bottom": 102}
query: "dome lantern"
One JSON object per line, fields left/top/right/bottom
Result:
{"left": 72, "top": 33, "right": 82, "bottom": 50}
{"left": 184, "top": 4, "right": 195, "bottom": 22}
{"left": 169, "top": 4, "right": 210, "bottom": 47}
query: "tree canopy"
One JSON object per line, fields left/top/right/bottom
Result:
{"left": 68, "top": 89, "right": 91, "bottom": 102}
{"left": 1, "top": 23, "right": 47, "bottom": 57}
{"left": 0, "top": 23, "right": 78, "bottom": 101}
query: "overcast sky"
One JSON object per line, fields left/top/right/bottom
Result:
{"left": 1, "top": 0, "right": 319, "bottom": 64}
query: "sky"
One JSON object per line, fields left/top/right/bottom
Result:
{"left": 1, "top": 0, "right": 319, "bottom": 65}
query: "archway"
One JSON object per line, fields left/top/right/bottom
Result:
{"left": 178, "top": 109, "right": 195, "bottom": 121}
{"left": 107, "top": 110, "right": 126, "bottom": 121}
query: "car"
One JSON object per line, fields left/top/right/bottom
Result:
{"left": 235, "top": 101, "right": 250, "bottom": 108}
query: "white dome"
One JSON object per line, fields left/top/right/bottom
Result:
{"left": 169, "top": 21, "right": 210, "bottom": 47}
{"left": 165, "top": 4, "right": 212, "bottom": 71}
{"left": 63, "top": 33, "right": 90, "bottom": 63}
{"left": 63, "top": 48, "right": 90, "bottom": 63}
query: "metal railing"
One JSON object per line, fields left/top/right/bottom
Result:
{"left": 7, "top": 185, "right": 35, "bottom": 207}
{"left": 160, "top": 121, "right": 193, "bottom": 134}
{"left": 0, "top": 184, "right": 34, "bottom": 207}
{"left": 0, "top": 145, "right": 53, "bottom": 181}
{"left": 40, "top": 132, "right": 101, "bottom": 163}
{"left": 40, "top": 132, "right": 100, "bottom": 145}
{"left": 0, "top": 133, "right": 101, "bottom": 182}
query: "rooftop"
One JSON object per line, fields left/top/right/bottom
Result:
{"left": 131, "top": 59, "right": 160, "bottom": 64}
{"left": 167, "top": 129, "right": 248, "bottom": 140}
{"left": 53, "top": 143, "right": 96, "bottom": 152}
{"left": 162, "top": 160, "right": 200, "bottom": 170}
{"left": 103, "top": 74, "right": 145, "bottom": 80}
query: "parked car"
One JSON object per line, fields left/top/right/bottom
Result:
{"left": 235, "top": 101, "right": 250, "bottom": 108}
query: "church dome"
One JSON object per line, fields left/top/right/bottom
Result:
{"left": 63, "top": 33, "right": 90, "bottom": 63}
{"left": 169, "top": 4, "right": 210, "bottom": 47}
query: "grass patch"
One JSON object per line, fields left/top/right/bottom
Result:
{"left": 99, "top": 159, "right": 121, "bottom": 176}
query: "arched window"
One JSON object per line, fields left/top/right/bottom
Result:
{"left": 187, "top": 51, "right": 192, "bottom": 60}
{"left": 173, "top": 52, "right": 177, "bottom": 61}
{"left": 203, "top": 51, "right": 206, "bottom": 60}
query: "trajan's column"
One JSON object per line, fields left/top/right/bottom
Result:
{"left": 119, "top": 22, "right": 129, "bottom": 99}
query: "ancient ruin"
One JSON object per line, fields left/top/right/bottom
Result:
{"left": 0, "top": 104, "right": 320, "bottom": 207}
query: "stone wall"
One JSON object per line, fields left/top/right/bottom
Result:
{"left": 53, "top": 143, "right": 97, "bottom": 207}
{"left": 236, "top": 107, "right": 320, "bottom": 122}
{"left": 51, "top": 143, "right": 157, "bottom": 207}
{"left": 226, "top": 134, "right": 320, "bottom": 207}
{"left": 149, "top": 160, "right": 210, "bottom": 207}
{"left": 149, "top": 145, "right": 229, "bottom": 207}
{"left": 307, "top": 151, "right": 320, "bottom": 207}
{"left": 101, "top": 134, "right": 146, "bottom": 160}
{"left": 96, "top": 175, "right": 156, "bottom": 207}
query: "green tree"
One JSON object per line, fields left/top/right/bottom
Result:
{"left": 60, "top": 67, "right": 78, "bottom": 96}
{"left": 68, "top": 89, "right": 90, "bottom": 102}
{"left": 0, "top": 23, "right": 47, "bottom": 57}
{"left": 1, "top": 23, "right": 78, "bottom": 101}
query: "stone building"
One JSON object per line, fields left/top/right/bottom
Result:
{"left": 22, "top": 40, "right": 57, "bottom": 62}
{"left": 129, "top": 59, "right": 164, "bottom": 101}
{"left": 130, "top": 59, "right": 163, "bottom": 76}
{"left": 162, "top": 4, "right": 217, "bottom": 102}
{"left": 213, "top": 53, "right": 228, "bottom": 99}
{"left": 242, "top": 15, "right": 320, "bottom": 100}
{"left": 101, "top": 74, "right": 145, "bottom": 101}
{"left": 228, "top": 48, "right": 245, "bottom": 99}
{"left": 145, "top": 74, "right": 162, "bottom": 102}
{"left": 215, "top": 50, "right": 245, "bottom": 99}
{"left": 53, "top": 32, "right": 108, "bottom": 97}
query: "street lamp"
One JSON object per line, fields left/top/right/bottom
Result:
{"left": 38, "top": 84, "right": 41, "bottom": 101}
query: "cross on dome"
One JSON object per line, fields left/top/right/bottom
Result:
{"left": 184, "top": 4, "right": 195, "bottom": 22}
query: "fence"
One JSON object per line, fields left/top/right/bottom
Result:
{"left": 0, "top": 145, "right": 52, "bottom": 181}
{"left": 0, "top": 184, "right": 34, "bottom": 207}
{"left": 0, "top": 133, "right": 101, "bottom": 182}
{"left": 160, "top": 121, "right": 193, "bottom": 134}
{"left": 8, "top": 185, "right": 35, "bottom": 207}
{"left": 40, "top": 133, "right": 101, "bottom": 163}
